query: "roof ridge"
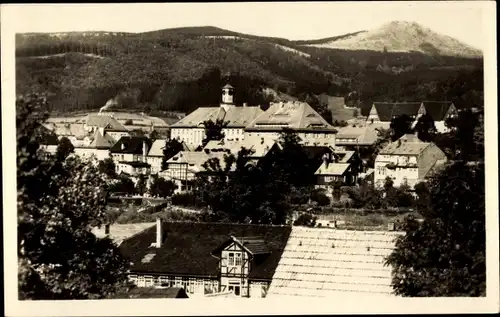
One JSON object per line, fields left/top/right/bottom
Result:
{"left": 157, "top": 220, "right": 292, "bottom": 228}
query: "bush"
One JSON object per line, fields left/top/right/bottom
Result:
{"left": 310, "top": 189, "right": 331, "bottom": 206}
{"left": 293, "top": 213, "right": 317, "bottom": 227}
{"left": 171, "top": 192, "right": 204, "bottom": 208}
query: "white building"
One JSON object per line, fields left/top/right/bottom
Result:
{"left": 374, "top": 134, "right": 447, "bottom": 188}
{"left": 147, "top": 139, "right": 167, "bottom": 174}
{"left": 73, "top": 128, "right": 115, "bottom": 161}
{"left": 244, "top": 101, "right": 337, "bottom": 147}
{"left": 110, "top": 136, "right": 152, "bottom": 176}
{"left": 169, "top": 84, "right": 264, "bottom": 148}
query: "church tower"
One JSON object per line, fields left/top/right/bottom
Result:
{"left": 221, "top": 84, "right": 235, "bottom": 111}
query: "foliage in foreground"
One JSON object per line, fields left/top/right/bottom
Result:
{"left": 17, "top": 94, "right": 130, "bottom": 299}
{"left": 386, "top": 161, "right": 485, "bottom": 296}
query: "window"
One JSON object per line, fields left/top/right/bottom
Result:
{"left": 235, "top": 253, "right": 242, "bottom": 266}
{"left": 144, "top": 275, "right": 153, "bottom": 287}
{"left": 228, "top": 252, "right": 235, "bottom": 266}
{"left": 138, "top": 276, "right": 145, "bottom": 287}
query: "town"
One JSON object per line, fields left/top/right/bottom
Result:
{"left": 19, "top": 81, "right": 484, "bottom": 299}
{"left": 12, "top": 3, "right": 489, "bottom": 306}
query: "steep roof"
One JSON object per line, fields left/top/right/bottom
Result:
{"left": 422, "top": 101, "right": 455, "bottom": 121}
{"left": 148, "top": 139, "right": 167, "bottom": 157}
{"left": 171, "top": 107, "right": 225, "bottom": 128}
{"left": 266, "top": 227, "right": 402, "bottom": 298}
{"left": 88, "top": 129, "right": 116, "bottom": 149}
{"left": 92, "top": 222, "right": 156, "bottom": 246}
{"left": 110, "top": 136, "right": 152, "bottom": 154}
{"left": 245, "top": 101, "right": 336, "bottom": 132}
{"left": 379, "top": 134, "right": 430, "bottom": 155}
{"left": 86, "top": 114, "right": 128, "bottom": 131}
{"left": 372, "top": 102, "right": 422, "bottom": 121}
{"left": 119, "top": 221, "right": 292, "bottom": 280}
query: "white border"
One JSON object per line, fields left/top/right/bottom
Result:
{"left": 2, "top": 2, "right": 499, "bottom": 316}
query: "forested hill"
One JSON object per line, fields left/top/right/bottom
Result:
{"left": 16, "top": 24, "right": 484, "bottom": 117}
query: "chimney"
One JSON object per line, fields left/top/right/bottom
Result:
{"left": 260, "top": 137, "right": 264, "bottom": 145}
{"left": 243, "top": 102, "right": 248, "bottom": 107}
{"left": 104, "top": 224, "right": 110, "bottom": 236}
{"left": 156, "top": 217, "right": 162, "bottom": 248}
{"left": 121, "top": 143, "right": 125, "bottom": 151}
{"left": 387, "top": 222, "right": 395, "bottom": 231}
{"left": 323, "top": 153, "right": 330, "bottom": 168}
{"left": 143, "top": 140, "right": 148, "bottom": 161}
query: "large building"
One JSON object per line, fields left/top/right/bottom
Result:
{"left": 244, "top": 101, "right": 337, "bottom": 146}
{"left": 170, "top": 85, "right": 264, "bottom": 148}
{"left": 374, "top": 134, "right": 447, "bottom": 188}
{"left": 118, "top": 220, "right": 292, "bottom": 298}
{"left": 73, "top": 129, "right": 116, "bottom": 161}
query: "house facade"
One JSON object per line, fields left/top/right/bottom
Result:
{"left": 110, "top": 136, "right": 152, "bottom": 176}
{"left": 366, "top": 101, "right": 457, "bottom": 133}
{"left": 119, "top": 220, "right": 291, "bottom": 298}
{"left": 374, "top": 134, "right": 447, "bottom": 188}
{"left": 170, "top": 85, "right": 263, "bottom": 148}
{"left": 147, "top": 139, "right": 167, "bottom": 174}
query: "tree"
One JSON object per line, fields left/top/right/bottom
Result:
{"left": 149, "top": 175, "right": 176, "bottom": 198}
{"left": 445, "top": 109, "right": 480, "bottom": 161}
{"left": 161, "top": 138, "right": 184, "bottom": 171}
{"left": 56, "top": 136, "right": 74, "bottom": 161}
{"left": 390, "top": 114, "right": 414, "bottom": 141}
{"left": 413, "top": 113, "right": 437, "bottom": 142}
{"left": 98, "top": 158, "right": 117, "bottom": 178}
{"left": 366, "top": 128, "right": 391, "bottom": 167}
{"left": 17, "top": 94, "right": 130, "bottom": 299}
{"left": 201, "top": 119, "right": 228, "bottom": 148}
{"left": 109, "top": 174, "right": 136, "bottom": 195}
{"left": 386, "top": 162, "right": 485, "bottom": 296}
{"left": 135, "top": 174, "right": 147, "bottom": 195}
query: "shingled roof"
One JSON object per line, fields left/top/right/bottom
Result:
{"left": 110, "top": 136, "right": 152, "bottom": 154}
{"left": 119, "top": 221, "right": 292, "bottom": 281}
{"left": 421, "top": 101, "right": 455, "bottom": 121}
{"left": 372, "top": 102, "right": 422, "bottom": 121}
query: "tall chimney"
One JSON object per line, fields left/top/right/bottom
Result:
{"left": 156, "top": 218, "right": 162, "bottom": 248}
{"left": 143, "top": 140, "right": 148, "bottom": 162}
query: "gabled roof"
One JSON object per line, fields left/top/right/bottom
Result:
{"left": 110, "top": 136, "right": 152, "bottom": 154}
{"left": 421, "top": 101, "right": 455, "bottom": 121}
{"left": 148, "top": 139, "right": 167, "bottom": 157}
{"left": 245, "top": 101, "right": 336, "bottom": 132}
{"left": 85, "top": 114, "right": 128, "bottom": 131}
{"left": 171, "top": 107, "right": 226, "bottom": 128}
{"left": 372, "top": 102, "right": 422, "bottom": 121}
{"left": 267, "top": 227, "right": 402, "bottom": 298}
{"left": 88, "top": 129, "right": 115, "bottom": 149}
{"left": 212, "top": 236, "right": 271, "bottom": 256}
{"left": 223, "top": 84, "right": 234, "bottom": 89}
{"left": 379, "top": 134, "right": 430, "bottom": 156}
{"left": 166, "top": 151, "right": 232, "bottom": 173}
{"left": 119, "top": 221, "right": 292, "bottom": 280}
{"left": 315, "top": 162, "right": 351, "bottom": 176}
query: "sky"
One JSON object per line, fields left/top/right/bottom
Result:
{"left": 3, "top": 2, "right": 489, "bottom": 50}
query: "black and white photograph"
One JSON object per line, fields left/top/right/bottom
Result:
{"left": 2, "top": 1, "right": 499, "bottom": 315}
